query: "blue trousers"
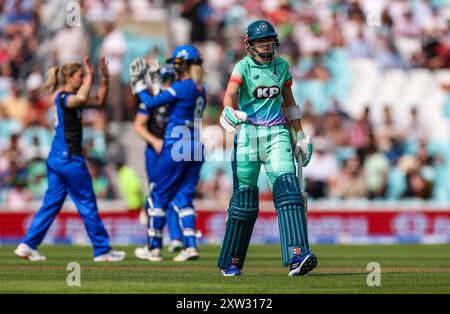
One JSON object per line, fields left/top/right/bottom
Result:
{"left": 151, "top": 143, "right": 203, "bottom": 210}
{"left": 145, "top": 146, "right": 182, "bottom": 242}
{"left": 147, "top": 141, "right": 203, "bottom": 249}
{"left": 23, "top": 153, "right": 111, "bottom": 257}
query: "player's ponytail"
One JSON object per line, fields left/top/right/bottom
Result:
{"left": 43, "top": 66, "right": 60, "bottom": 93}
{"left": 190, "top": 64, "right": 204, "bottom": 86}
{"left": 43, "top": 63, "right": 83, "bottom": 94}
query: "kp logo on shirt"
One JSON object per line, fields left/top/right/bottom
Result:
{"left": 253, "top": 85, "right": 280, "bottom": 99}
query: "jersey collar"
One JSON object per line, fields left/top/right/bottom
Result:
{"left": 249, "top": 56, "right": 276, "bottom": 67}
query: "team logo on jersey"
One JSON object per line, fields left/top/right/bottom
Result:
{"left": 253, "top": 85, "right": 280, "bottom": 99}
{"left": 253, "top": 75, "right": 260, "bottom": 80}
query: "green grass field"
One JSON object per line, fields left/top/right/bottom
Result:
{"left": 1, "top": 244, "right": 450, "bottom": 293}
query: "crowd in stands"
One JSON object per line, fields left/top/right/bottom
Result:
{"left": 1, "top": 0, "right": 450, "bottom": 209}
{"left": 191, "top": 0, "right": 450, "bottom": 202}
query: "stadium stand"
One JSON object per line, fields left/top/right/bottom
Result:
{"left": 1, "top": 0, "right": 450, "bottom": 212}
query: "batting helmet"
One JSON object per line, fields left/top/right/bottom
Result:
{"left": 244, "top": 20, "right": 280, "bottom": 63}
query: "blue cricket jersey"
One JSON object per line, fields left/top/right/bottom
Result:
{"left": 51, "top": 92, "right": 84, "bottom": 157}
{"left": 137, "top": 79, "right": 206, "bottom": 145}
{"left": 24, "top": 91, "right": 112, "bottom": 257}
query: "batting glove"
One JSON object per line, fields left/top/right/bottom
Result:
{"left": 295, "top": 131, "right": 313, "bottom": 167}
{"left": 219, "top": 107, "right": 248, "bottom": 133}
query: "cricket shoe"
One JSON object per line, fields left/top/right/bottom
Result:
{"left": 135, "top": 246, "right": 162, "bottom": 261}
{"left": 93, "top": 250, "right": 126, "bottom": 262}
{"left": 149, "top": 248, "right": 163, "bottom": 262}
{"left": 14, "top": 243, "right": 46, "bottom": 261}
{"left": 221, "top": 264, "right": 241, "bottom": 277}
{"left": 173, "top": 247, "right": 199, "bottom": 262}
{"left": 135, "top": 246, "right": 150, "bottom": 259}
{"left": 288, "top": 251, "right": 317, "bottom": 276}
{"left": 167, "top": 240, "right": 184, "bottom": 253}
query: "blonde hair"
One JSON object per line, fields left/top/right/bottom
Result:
{"left": 190, "top": 64, "right": 204, "bottom": 86}
{"left": 43, "top": 63, "right": 82, "bottom": 93}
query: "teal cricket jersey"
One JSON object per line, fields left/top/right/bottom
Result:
{"left": 230, "top": 56, "right": 293, "bottom": 126}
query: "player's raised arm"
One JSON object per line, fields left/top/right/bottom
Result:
{"left": 138, "top": 87, "right": 177, "bottom": 110}
{"left": 85, "top": 57, "right": 110, "bottom": 107}
{"left": 129, "top": 58, "right": 177, "bottom": 110}
{"left": 66, "top": 56, "right": 94, "bottom": 108}
{"left": 281, "top": 86, "right": 313, "bottom": 167}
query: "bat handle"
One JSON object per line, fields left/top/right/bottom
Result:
{"left": 297, "top": 153, "right": 304, "bottom": 193}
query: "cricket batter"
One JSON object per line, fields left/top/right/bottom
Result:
{"left": 218, "top": 20, "right": 317, "bottom": 276}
